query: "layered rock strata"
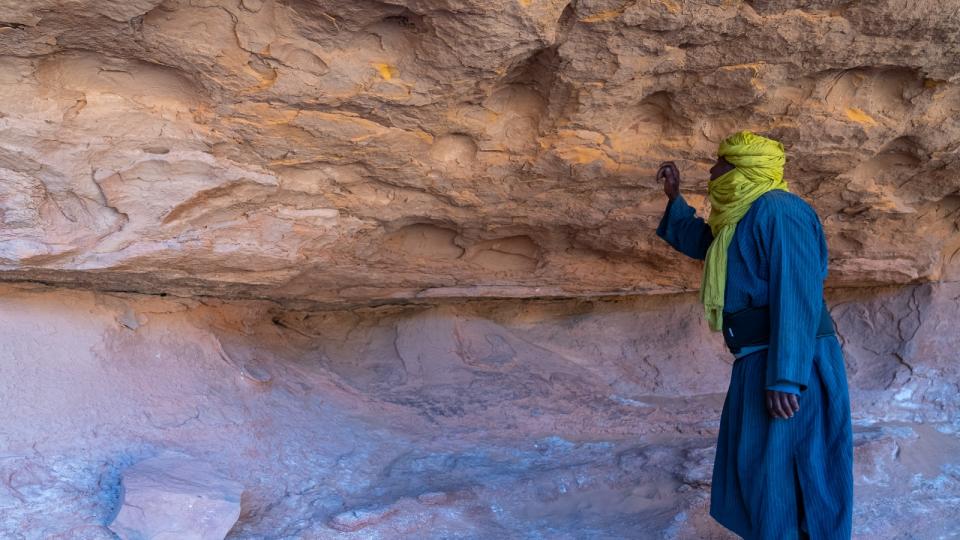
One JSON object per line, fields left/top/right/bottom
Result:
{"left": 0, "top": 0, "right": 958, "bottom": 304}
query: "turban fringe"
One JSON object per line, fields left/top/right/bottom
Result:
{"left": 701, "top": 131, "right": 789, "bottom": 331}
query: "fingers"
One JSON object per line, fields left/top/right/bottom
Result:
{"left": 668, "top": 164, "right": 680, "bottom": 184}
{"left": 788, "top": 393, "right": 800, "bottom": 415}
{"left": 658, "top": 162, "right": 680, "bottom": 200}
{"left": 658, "top": 163, "right": 679, "bottom": 184}
{"left": 780, "top": 393, "right": 795, "bottom": 419}
{"left": 766, "top": 391, "right": 800, "bottom": 420}
{"left": 660, "top": 162, "right": 678, "bottom": 180}
{"left": 769, "top": 391, "right": 786, "bottom": 419}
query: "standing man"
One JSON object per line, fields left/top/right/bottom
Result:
{"left": 655, "top": 131, "right": 853, "bottom": 539}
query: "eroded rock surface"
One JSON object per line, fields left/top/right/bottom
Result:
{"left": 0, "top": 0, "right": 958, "bottom": 304}
{"left": 0, "top": 284, "right": 957, "bottom": 538}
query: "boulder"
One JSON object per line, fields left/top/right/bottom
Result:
{"left": 109, "top": 455, "right": 243, "bottom": 540}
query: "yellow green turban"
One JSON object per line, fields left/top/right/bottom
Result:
{"left": 701, "top": 131, "right": 789, "bottom": 331}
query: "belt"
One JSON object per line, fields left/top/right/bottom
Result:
{"left": 721, "top": 303, "right": 835, "bottom": 354}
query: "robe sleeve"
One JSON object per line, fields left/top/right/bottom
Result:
{"left": 655, "top": 195, "right": 714, "bottom": 260}
{"left": 759, "top": 196, "right": 828, "bottom": 393}
{"left": 767, "top": 381, "right": 801, "bottom": 395}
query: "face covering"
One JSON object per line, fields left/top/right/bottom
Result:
{"left": 701, "top": 131, "right": 789, "bottom": 331}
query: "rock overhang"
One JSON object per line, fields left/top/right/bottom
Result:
{"left": 0, "top": 0, "right": 958, "bottom": 306}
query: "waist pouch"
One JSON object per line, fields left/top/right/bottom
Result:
{"left": 721, "top": 303, "right": 835, "bottom": 354}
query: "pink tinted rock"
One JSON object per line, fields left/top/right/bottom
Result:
{"left": 109, "top": 455, "right": 243, "bottom": 540}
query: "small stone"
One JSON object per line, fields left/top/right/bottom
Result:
{"left": 240, "top": 361, "right": 272, "bottom": 384}
{"left": 417, "top": 491, "right": 450, "bottom": 505}
{"left": 109, "top": 455, "right": 243, "bottom": 540}
{"left": 328, "top": 505, "right": 398, "bottom": 532}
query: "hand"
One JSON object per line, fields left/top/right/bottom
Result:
{"left": 658, "top": 161, "right": 680, "bottom": 201}
{"left": 766, "top": 390, "right": 800, "bottom": 419}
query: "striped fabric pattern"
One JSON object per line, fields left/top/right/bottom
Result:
{"left": 657, "top": 190, "right": 853, "bottom": 539}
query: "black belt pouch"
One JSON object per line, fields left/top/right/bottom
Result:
{"left": 722, "top": 303, "right": 835, "bottom": 354}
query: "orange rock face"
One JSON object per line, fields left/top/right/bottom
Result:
{"left": 1, "top": 0, "right": 958, "bottom": 303}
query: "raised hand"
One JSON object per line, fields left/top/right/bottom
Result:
{"left": 658, "top": 161, "right": 680, "bottom": 201}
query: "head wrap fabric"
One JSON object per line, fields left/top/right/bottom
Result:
{"left": 701, "top": 131, "right": 789, "bottom": 331}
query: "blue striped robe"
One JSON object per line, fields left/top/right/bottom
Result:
{"left": 656, "top": 190, "right": 853, "bottom": 539}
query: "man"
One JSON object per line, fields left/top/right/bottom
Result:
{"left": 655, "top": 131, "right": 853, "bottom": 539}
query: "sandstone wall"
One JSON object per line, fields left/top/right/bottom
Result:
{"left": 1, "top": 0, "right": 959, "bottom": 304}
